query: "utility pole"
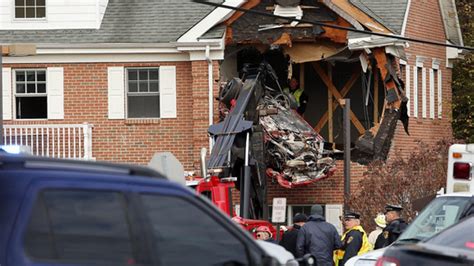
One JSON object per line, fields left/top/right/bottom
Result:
{"left": 341, "top": 98, "right": 351, "bottom": 209}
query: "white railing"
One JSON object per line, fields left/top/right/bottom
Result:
{"left": 3, "top": 123, "right": 94, "bottom": 160}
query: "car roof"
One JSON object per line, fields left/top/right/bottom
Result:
{"left": 438, "top": 192, "right": 474, "bottom": 198}
{"left": 0, "top": 153, "right": 166, "bottom": 180}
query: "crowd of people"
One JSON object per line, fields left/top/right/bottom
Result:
{"left": 257, "top": 204, "right": 409, "bottom": 266}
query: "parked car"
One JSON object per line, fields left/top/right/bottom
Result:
{"left": 377, "top": 216, "right": 474, "bottom": 265}
{"left": 0, "top": 152, "right": 302, "bottom": 266}
{"left": 346, "top": 144, "right": 474, "bottom": 266}
{"left": 346, "top": 193, "right": 474, "bottom": 266}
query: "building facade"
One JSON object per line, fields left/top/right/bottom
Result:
{"left": 0, "top": 0, "right": 463, "bottom": 229}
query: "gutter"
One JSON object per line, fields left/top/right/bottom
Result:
{"left": 205, "top": 45, "right": 214, "bottom": 151}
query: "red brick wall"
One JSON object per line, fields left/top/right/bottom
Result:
{"left": 3, "top": 61, "right": 211, "bottom": 170}
{"left": 389, "top": 0, "right": 452, "bottom": 159}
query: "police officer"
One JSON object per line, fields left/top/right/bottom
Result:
{"left": 374, "top": 204, "right": 408, "bottom": 249}
{"left": 335, "top": 211, "right": 371, "bottom": 266}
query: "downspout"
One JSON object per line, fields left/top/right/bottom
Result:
{"left": 205, "top": 45, "right": 214, "bottom": 151}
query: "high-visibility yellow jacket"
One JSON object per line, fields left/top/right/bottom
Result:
{"left": 283, "top": 87, "right": 304, "bottom": 106}
{"left": 334, "top": 225, "right": 372, "bottom": 266}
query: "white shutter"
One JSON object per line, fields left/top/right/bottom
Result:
{"left": 159, "top": 66, "right": 177, "bottom": 118}
{"left": 47, "top": 67, "right": 64, "bottom": 120}
{"left": 413, "top": 67, "right": 418, "bottom": 118}
{"left": 108, "top": 66, "right": 125, "bottom": 119}
{"left": 438, "top": 70, "right": 442, "bottom": 118}
{"left": 325, "top": 204, "right": 343, "bottom": 235}
{"left": 422, "top": 67, "right": 427, "bottom": 118}
{"left": 2, "top": 68, "right": 12, "bottom": 120}
{"left": 405, "top": 65, "right": 410, "bottom": 117}
{"left": 429, "top": 69, "right": 435, "bottom": 119}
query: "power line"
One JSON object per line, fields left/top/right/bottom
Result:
{"left": 193, "top": 0, "right": 473, "bottom": 51}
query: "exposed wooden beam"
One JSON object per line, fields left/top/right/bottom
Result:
{"left": 328, "top": 64, "right": 333, "bottom": 143}
{"left": 373, "top": 48, "right": 401, "bottom": 109}
{"left": 224, "top": 0, "right": 261, "bottom": 26}
{"left": 374, "top": 69, "right": 379, "bottom": 124}
{"left": 314, "top": 68, "right": 360, "bottom": 133}
{"left": 299, "top": 63, "right": 305, "bottom": 90}
{"left": 312, "top": 62, "right": 365, "bottom": 134}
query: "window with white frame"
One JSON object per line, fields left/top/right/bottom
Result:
{"left": 126, "top": 68, "right": 160, "bottom": 118}
{"left": 15, "top": 0, "right": 46, "bottom": 19}
{"left": 15, "top": 69, "right": 47, "bottom": 119}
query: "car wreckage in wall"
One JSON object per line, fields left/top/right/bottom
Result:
{"left": 201, "top": 0, "right": 410, "bottom": 219}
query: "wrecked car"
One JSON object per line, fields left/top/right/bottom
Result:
{"left": 216, "top": 66, "right": 336, "bottom": 189}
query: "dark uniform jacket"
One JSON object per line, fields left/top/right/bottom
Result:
{"left": 279, "top": 224, "right": 301, "bottom": 257}
{"left": 339, "top": 230, "right": 363, "bottom": 266}
{"left": 374, "top": 218, "right": 408, "bottom": 249}
{"left": 296, "top": 214, "right": 342, "bottom": 266}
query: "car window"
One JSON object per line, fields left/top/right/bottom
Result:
{"left": 24, "top": 190, "right": 143, "bottom": 265}
{"left": 140, "top": 194, "right": 251, "bottom": 266}
{"left": 426, "top": 216, "right": 474, "bottom": 251}
{"left": 400, "top": 197, "right": 470, "bottom": 241}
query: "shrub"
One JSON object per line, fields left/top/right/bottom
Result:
{"left": 348, "top": 139, "right": 454, "bottom": 230}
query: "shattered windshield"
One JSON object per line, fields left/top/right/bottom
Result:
{"left": 399, "top": 197, "right": 470, "bottom": 242}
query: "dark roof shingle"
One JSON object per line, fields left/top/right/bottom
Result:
{"left": 349, "top": 0, "right": 409, "bottom": 34}
{"left": 0, "top": 0, "right": 221, "bottom": 44}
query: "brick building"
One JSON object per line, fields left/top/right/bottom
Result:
{"left": 0, "top": 0, "right": 463, "bottom": 230}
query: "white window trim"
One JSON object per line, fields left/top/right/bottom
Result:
{"left": 12, "top": 0, "right": 47, "bottom": 21}
{"left": 432, "top": 59, "right": 442, "bottom": 119}
{"left": 125, "top": 67, "right": 160, "bottom": 119}
{"left": 13, "top": 68, "right": 48, "bottom": 120}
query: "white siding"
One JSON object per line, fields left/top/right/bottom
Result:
{"left": 2, "top": 68, "right": 12, "bottom": 120}
{"left": 0, "top": 0, "right": 104, "bottom": 29}
{"left": 159, "top": 66, "right": 177, "bottom": 119}
{"left": 99, "top": 0, "right": 109, "bottom": 21}
{"left": 108, "top": 67, "right": 125, "bottom": 119}
{"left": 47, "top": 67, "right": 64, "bottom": 120}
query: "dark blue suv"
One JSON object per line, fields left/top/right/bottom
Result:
{"left": 0, "top": 153, "right": 279, "bottom": 266}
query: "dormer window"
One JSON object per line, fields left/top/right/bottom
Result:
{"left": 15, "top": 0, "right": 46, "bottom": 19}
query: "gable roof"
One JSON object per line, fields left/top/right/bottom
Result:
{"left": 0, "top": 0, "right": 221, "bottom": 45}
{"left": 349, "top": 0, "right": 409, "bottom": 34}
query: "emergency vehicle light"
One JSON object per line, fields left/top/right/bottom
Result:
{"left": 453, "top": 162, "right": 471, "bottom": 180}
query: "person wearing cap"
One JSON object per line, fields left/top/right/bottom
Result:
{"left": 255, "top": 225, "right": 277, "bottom": 244}
{"left": 368, "top": 213, "right": 386, "bottom": 247}
{"left": 334, "top": 211, "right": 372, "bottom": 266}
{"left": 375, "top": 204, "right": 409, "bottom": 249}
{"left": 296, "top": 204, "right": 342, "bottom": 266}
{"left": 279, "top": 213, "right": 307, "bottom": 257}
